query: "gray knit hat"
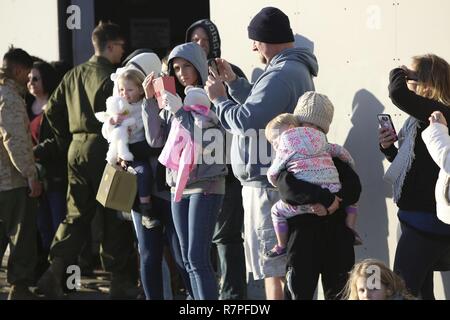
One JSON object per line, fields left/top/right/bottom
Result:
{"left": 294, "top": 91, "right": 334, "bottom": 134}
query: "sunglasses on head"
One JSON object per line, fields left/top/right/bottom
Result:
{"left": 406, "top": 75, "right": 419, "bottom": 82}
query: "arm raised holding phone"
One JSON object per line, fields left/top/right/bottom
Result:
{"left": 207, "top": 58, "right": 236, "bottom": 84}
{"left": 378, "top": 114, "right": 398, "bottom": 150}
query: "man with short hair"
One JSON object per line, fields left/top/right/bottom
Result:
{"left": 37, "top": 21, "right": 139, "bottom": 299}
{"left": 0, "top": 46, "right": 42, "bottom": 299}
{"left": 205, "top": 7, "right": 318, "bottom": 300}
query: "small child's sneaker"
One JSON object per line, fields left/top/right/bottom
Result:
{"left": 142, "top": 216, "right": 161, "bottom": 229}
{"left": 264, "top": 245, "right": 287, "bottom": 259}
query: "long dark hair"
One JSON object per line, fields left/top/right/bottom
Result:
{"left": 33, "top": 61, "right": 58, "bottom": 96}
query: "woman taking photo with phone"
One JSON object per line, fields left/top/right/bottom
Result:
{"left": 142, "top": 42, "right": 227, "bottom": 300}
{"left": 379, "top": 54, "right": 450, "bottom": 299}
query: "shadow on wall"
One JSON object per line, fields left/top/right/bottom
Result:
{"left": 437, "top": 267, "right": 450, "bottom": 299}
{"left": 441, "top": 271, "right": 450, "bottom": 299}
{"left": 343, "top": 89, "right": 391, "bottom": 265}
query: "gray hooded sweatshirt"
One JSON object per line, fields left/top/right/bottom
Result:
{"left": 213, "top": 47, "right": 319, "bottom": 188}
{"left": 142, "top": 42, "right": 227, "bottom": 194}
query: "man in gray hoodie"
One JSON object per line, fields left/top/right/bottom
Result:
{"left": 205, "top": 7, "right": 318, "bottom": 300}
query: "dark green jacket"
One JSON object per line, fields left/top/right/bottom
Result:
{"left": 45, "top": 55, "right": 115, "bottom": 152}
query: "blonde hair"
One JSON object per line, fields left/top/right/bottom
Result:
{"left": 161, "top": 54, "right": 170, "bottom": 76}
{"left": 412, "top": 54, "right": 450, "bottom": 106}
{"left": 265, "top": 113, "right": 300, "bottom": 143}
{"left": 342, "top": 259, "right": 415, "bottom": 300}
{"left": 118, "top": 69, "right": 145, "bottom": 87}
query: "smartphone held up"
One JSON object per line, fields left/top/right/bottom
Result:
{"left": 208, "top": 58, "right": 220, "bottom": 77}
{"left": 152, "top": 76, "right": 176, "bottom": 109}
{"left": 377, "top": 113, "right": 398, "bottom": 142}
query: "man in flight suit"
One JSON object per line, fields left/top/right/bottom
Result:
{"left": 37, "top": 21, "right": 138, "bottom": 299}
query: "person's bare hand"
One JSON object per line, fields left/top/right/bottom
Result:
{"left": 110, "top": 114, "right": 125, "bottom": 126}
{"left": 28, "top": 177, "right": 42, "bottom": 198}
{"left": 400, "top": 65, "right": 417, "bottom": 80}
{"left": 327, "top": 195, "right": 342, "bottom": 215}
{"left": 119, "top": 158, "right": 129, "bottom": 170}
{"left": 310, "top": 203, "right": 328, "bottom": 216}
{"left": 379, "top": 127, "right": 397, "bottom": 149}
{"left": 400, "top": 65, "right": 409, "bottom": 73}
{"left": 205, "top": 75, "right": 227, "bottom": 102}
{"left": 215, "top": 58, "right": 237, "bottom": 84}
{"left": 143, "top": 72, "right": 156, "bottom": 99}
{"left": 429, "top": 111, "right": 447, "bottom": 126}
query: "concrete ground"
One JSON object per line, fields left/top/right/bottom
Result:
{"left": 0, "top": 263, "right": 112, "bottom": 300}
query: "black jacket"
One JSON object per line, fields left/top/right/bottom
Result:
{"left": 276, "top": 157, "right": 362, "bottom": 221}
{"left": 381, "top": 68, "right": 450, "bottom": 213}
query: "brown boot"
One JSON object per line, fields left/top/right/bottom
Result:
{"left": 7, "top": 285, "right": 38, "bottom": 300}
{"left": 36, "top": 257, "right": 65, "bottom": 299}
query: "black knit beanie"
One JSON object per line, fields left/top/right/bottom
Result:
{"left": 247, "top": 7, "right": 294, "bottom": 44}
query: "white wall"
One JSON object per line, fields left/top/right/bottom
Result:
{"left": 212, "top": 0, "right": 450, "bottom": 299}
{"left": 0, "top": 0, "right": 59, "bottom": 61}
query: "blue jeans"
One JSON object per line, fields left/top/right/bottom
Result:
{"left": 171, "top": 193, "right": 223, "bottom": 300}
{"left": 36, "top": 191, "right": 67, "bottom": 250}
{"left": 132, "top": 196, "right": 191, "bottom": 299}
{"left": 133, "top": 160, "right": 151, "bottom": 198}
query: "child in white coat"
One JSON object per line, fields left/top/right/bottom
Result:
{"left": 105, "top": 69, "right": 160, "bottom": 229}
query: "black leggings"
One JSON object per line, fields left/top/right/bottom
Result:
{"left": 394, "top": 222, "right": 450, "bottom": 299}
{"left": 285, "top": 213, "right": 355, "bottom": 300}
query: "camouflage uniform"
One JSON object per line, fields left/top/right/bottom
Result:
{"left": 0, "top": 69, "right": 38, "bottom": 287}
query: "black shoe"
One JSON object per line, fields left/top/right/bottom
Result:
{"left": 36, "top": 258, "right": 66, "bottom": 299}
{"left": 7, "top": 285, "right": 38, "bottom": 300}
{"left": 264, "top": 245, "right": 287, "bottom": 259}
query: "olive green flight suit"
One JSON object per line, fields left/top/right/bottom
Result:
{"left": 45, "top": 56, "right": 138, "bottom": 284}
